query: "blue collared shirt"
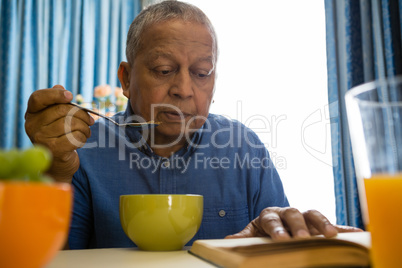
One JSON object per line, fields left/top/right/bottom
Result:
{"left": 68, "top": 105, "right": 289, "bottom": 249}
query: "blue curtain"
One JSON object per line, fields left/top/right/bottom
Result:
{"left": 0, "top": 0, "right": 141, "bottom": 149}
{"left": 325, "top": 0, "right": 402, "bottom": 228}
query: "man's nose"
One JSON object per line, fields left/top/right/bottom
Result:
{"left": 169, "top": 70, "right": 194, "bottom": 99}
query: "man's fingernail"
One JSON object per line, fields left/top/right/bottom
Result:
{"left": 64, "top": 91, "right": 73, "bottom": 100}
{"left": 276, "top": 230, "right": 286, "bottom": 235}
{"left": 89, "top": 115, "right": 95, "bottom": 124}
{"left": 296, "top": 229, "right": 310, "bottom": 238}
{"left": 274, "top": 229, "right": 290, "bottom": 240}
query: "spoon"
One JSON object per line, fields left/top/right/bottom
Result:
{"left": 68, "top": 102, "right": 161, "bottom": 127}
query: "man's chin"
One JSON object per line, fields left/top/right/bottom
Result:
{"left": 151, "top": 125, "right": 196, "bottom": 143}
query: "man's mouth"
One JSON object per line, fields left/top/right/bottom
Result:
{"left": 161, "top": 110, "right": 191, "bottom": 121}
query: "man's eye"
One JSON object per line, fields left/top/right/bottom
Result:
{"left": 157, "top": 69, "right": 172, "bottom": 75}
{"left": 153, "top": 66, "right": 174, "bottom": 76}
{"left": 193, "top": 70, "right": 211, "bottom": 79}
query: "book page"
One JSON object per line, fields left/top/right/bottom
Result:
{"left": 194, "top": 232, "right": 370, "bottom": 250}
{"left": 190, "top": 232, "right": 371, "bottom": 268}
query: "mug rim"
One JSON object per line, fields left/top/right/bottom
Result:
{"left": 119, "top": 194, "right": 203, "bottom": 198}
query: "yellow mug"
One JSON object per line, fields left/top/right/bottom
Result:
{"left": 120, "top": 194, "right": 203, "bottom": 251}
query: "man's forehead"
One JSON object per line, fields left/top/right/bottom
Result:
{"left": 145, "top": 49, "right": 214, "bottom": 63}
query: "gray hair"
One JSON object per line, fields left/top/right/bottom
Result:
{"left": 125, "top": 0, "right": 218, "bottom": 65}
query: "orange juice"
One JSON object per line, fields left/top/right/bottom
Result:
{"left": 364, "top": 174, "right": 402, "bottom": 268}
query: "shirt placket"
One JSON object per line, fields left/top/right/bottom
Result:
{"left": 159, "top": 157, "right": 175, "bottom": 193}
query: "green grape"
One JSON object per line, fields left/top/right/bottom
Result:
{"left": 0, "top": 149, "right": 20, "bottom": 178}
{"left": 19, "top": 146, "right": 52, "bottom": 176}
{"left": 29, "top": 174, "right": 54, "bottom": 183}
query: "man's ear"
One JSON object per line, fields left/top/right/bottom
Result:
{"left": 118, "top": 62, "right": 131, "bottom": 98}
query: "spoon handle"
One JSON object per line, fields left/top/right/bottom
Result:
{"left": 68, "top": 103, "right": 120, "bottom": 125}
{"left": 68, "top": 103, "right": 161, "bottom": 127}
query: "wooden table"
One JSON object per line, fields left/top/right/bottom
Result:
{"left": 45, "top": 247, "right": 215, "bottom": 268}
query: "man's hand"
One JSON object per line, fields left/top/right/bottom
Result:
{"left": 225, "top": 207, "right": 362, "bottom": 241}
{"left": 24, "top": 85, "right": 95, "bottom": 183}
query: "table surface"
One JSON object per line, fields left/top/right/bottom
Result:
{"left": 45, "top": 233, "right": 371, "bottom": 268}
{"left": 45, "top": 247, "right": 215, "bottom": 268}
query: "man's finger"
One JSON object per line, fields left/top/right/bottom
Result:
{"left": 44, "top": 132, "right": 89, "bottom": 157}
{"left": 26, "top": 87, "right": 73, "bottom": 115}
{"left": 52, "top": 84, "right": 65, "bottom": 89}
{"left": 225, "top": 223, "right": 255, "bottom": 239}
{"left": 45, "top": 104, "right": 94, "bottom": 127}
{"left": 225, "top": 218, "right": 272, "bottom": 239}
{"left": 334, "top": 225, "right": 364, "bottom": 233}
{"left": 303, "top": 210, "right": 338, "bottom": 238}
{"left": 277, "top": 207, "right": 311, "bottom": 238}
{"left": 259, "top": 209, "right": 291, "bottom": 241}
{"left": 35, "top": 116, "right": 92, "bottom": 141}
{"left": 26, "top": 103, "right": 94, "bottom": 128}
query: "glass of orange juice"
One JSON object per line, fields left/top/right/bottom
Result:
{"left": 345, "top": 75, "right": 402, "bottom": 268}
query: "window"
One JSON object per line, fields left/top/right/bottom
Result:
{"left": 186, "top": 0, "right": 335, "bottom": 222}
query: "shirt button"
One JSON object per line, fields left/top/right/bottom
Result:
{"left": 218, "top": 210, "right": 226, "bottom": 217}
{"left": 163, "top": 161, "right": 170, "bottom": 168}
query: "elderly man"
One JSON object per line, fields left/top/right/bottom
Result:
{"left": 25, "top": 1, "right": 358, "bottom": 249}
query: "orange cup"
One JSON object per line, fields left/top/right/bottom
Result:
{"left": 0, "top": 182, "right": 72, "bottom": 268}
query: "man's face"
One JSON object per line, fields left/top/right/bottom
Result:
{"left": 125, "top": 19, "right": 216, "bottom": 143}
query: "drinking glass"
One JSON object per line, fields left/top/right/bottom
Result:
{"left": 345, "top": 75, "right": 402, "bottom": 268}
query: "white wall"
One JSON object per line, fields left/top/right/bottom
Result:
{"left": 185, "top": 0, "right": 336, "bottom": 223}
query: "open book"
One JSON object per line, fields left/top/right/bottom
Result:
{"left": 189, "top": 232, "right": 371, "bottom": 268}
